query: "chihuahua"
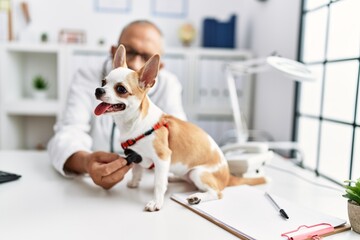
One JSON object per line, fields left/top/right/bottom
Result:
{"left": 94, "top": 45, "right": 266, "bottom": 211}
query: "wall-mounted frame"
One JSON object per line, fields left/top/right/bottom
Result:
{"left": 94, "top": 0, "right": 131, "bottom": 13}
{"left": 58, "top": 29, "right": 86, "bottom": 44}
{"left": 151, "top": 0, "right": 188, "bottom": 18}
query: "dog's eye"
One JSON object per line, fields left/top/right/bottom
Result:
{"left": 117, "top": 85, "right": 127, "bottom": 94}
{"left": 101, "top": 80, "right": 106, "bottom": 87}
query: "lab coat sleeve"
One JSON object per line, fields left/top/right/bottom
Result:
{"left": 153, "top": 70, "right": 187, "bottom": 121}
{"left": 166, "top": 74, "right": 187, "bottom": 121}
{"left": 47, "top": 65, "right": 100, "bottom": 176}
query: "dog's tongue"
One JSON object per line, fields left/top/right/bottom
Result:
{"left": 94, "top": 102, "right": 111, "bottom": 116}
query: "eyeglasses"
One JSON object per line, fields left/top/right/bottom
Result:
{"left": 126, "top": 48, "right": 153, "bottom": 62}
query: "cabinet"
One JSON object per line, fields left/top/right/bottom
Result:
{"left": 163, "top": 48, "right": 253, "bottom": 144}
{"left": 0, "top": 43, "right": 252, "bottom": 149}
{"left": 0, "top": 44, "right": 65, "bottom": 149}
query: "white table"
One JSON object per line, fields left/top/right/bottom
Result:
{"left": 0, "top": 150, "right": 358, "bottom": 240}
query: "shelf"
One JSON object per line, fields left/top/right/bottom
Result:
{"left": 69, "top": 45, "right": 108, "bottom": 55}
{"left": 1, "top": 115, "right": 56, "bottom": 150}
{"left": 4, "top": 43, "right": 108, "bottom": 55}
{"left": 187, "top": 106, "right": 233, "bottom": 117}
{"left": 196, "top": 107, "right": 232, "bottom": 116}
{"left": 166, "top": 46, "right": 253, "bottom": 57}
{"left": 4, "top": 99, "right": 60, "bottom": 116}
{"left": 4, "top": 43, "right": 61, "bottom": 53}
{"left": 1, "top": 43, "right": 253, "bottom": 57}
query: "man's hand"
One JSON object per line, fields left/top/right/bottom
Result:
{"left": 65, "top": 151, "right": 132, "bottom": 189}
{"left": 86, "top": 151, "right": 132, "bottom": 189}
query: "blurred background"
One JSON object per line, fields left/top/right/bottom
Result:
{"left": 0, "top": 0, "right": 359, "bottom": 184}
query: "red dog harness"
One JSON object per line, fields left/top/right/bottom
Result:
{"left": 120, "top": 121, "right": 169, "bottom": 169}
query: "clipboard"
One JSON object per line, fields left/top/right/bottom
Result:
{"left": 281, "top": 223, "right": 350, "bottom": 240}
{"left": 171, "top": 185, "right": 350, "bottom": 240}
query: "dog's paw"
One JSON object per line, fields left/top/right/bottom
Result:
{"left": 127, "top": 180, "right": 139, "bottom": 188}
{"left": 144, "top": 200, "right": 162, "bottom": 212}
{"left": 187, "top": 194, "right": 201, "bottom": 205}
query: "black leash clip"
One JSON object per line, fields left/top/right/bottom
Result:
{"left": 124, "top": 149, "right": 142, "bottom": 165}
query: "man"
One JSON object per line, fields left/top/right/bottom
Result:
{"left": 48, "top": 20, "right": 186, "bottom": 189}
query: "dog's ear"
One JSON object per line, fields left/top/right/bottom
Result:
{"left": 113, "top": 44, "right": 127, "bottom": 69}
{"left": 138, "top": 54, "right": 160, "bottom": 89}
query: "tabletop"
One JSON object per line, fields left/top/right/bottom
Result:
{"left": 0, "top": 150, "right": 358, "bottom": 240}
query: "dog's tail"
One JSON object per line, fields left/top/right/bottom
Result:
{"left": 227, "top": 175, "right": 266, "bottom": 186}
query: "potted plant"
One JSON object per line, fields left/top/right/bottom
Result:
{"left": 343, "top": 178, "right": 360, "bottom": 233}
{"left": 32, "top": 75, "right": 49, "bottom": 99}
{"left": 40, "top": 32, "right": 48, "bottom": 43}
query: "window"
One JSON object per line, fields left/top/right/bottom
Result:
{"left": 294, "top": 0, "right": 360, "bottom": 184}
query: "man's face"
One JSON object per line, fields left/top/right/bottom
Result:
{"left": 118, "top": 24, "right": 163, "bottom": 71}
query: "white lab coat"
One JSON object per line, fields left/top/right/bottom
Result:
{"left": 47, "top": 58, "right": 186, "bottom": 176}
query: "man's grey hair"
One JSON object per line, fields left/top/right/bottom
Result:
{"left": 120, "top": 20, "right": 163, "bottom": 39}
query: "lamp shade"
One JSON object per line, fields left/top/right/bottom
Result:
{"left": 266, "top": 56, "right": 316, "bottom": 82}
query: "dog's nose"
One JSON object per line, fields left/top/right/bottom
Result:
{"left": 95, "top": 88, "right": 105, "bottom": 99}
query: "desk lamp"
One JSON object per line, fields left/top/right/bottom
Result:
{"left": 221, "top": 55, "right": 316, "bottom": 177}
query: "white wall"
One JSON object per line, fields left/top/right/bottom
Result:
{"left": 247, "top": 0, "right": 302, "bottom": 141}
{"left": 11, "top": 0, "right": 302, "bottom": 141}
{"left": 12, "top": 0, "right": 249, "bottom": 48}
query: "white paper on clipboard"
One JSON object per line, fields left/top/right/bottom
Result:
{"left": 171, "top": 185, "right": 347, "bottom": 240}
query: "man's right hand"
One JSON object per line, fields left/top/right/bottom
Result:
{"left": 65, "top": 151, "right": 132, "bottom": 189}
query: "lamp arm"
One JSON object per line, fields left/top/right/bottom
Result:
{"left": 225, "top": 68, "right": 248, "bottom": 143}
{"left": 226, "top": 57, "right": 270, "bottom": 76}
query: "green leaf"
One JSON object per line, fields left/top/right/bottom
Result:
{"left": 355, "top": 178, "right": 360, "bottom": 189}
{"left": 345, "top": 189, "right": 360, "bottom": 204}
{"left": 343, "top": 178, "right": 360, "bottom": 204}
{"left": 343, "top": 193, "right": 350, "bottom": 199}
{"left": 347, "top": 185, "right": 360, "bottom": 196}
